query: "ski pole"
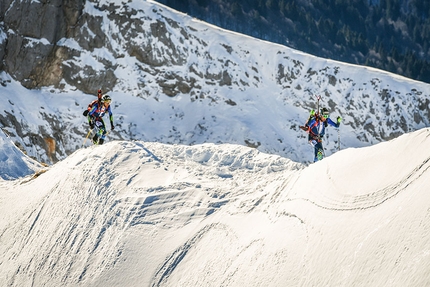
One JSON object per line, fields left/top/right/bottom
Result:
{"left": 338, "top": 129, "right": 341, "bottom": 151}
{"left": 82, "top": 128, "right": 92, "bottom": 147}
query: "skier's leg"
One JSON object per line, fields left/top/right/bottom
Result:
{"left": 314, "top": 145, "right": 319, "bottom": 162}
{"left": 92, "top": 120, "right": 104, "bottom": 144}
{"left": 92, "top": 133, "right": 99, "bottom": 144}
{"left": 316, "top": 142, "right": 324, "bottom": 160}
{"left": 99, "top": 120, "right": 107, "bottom": 145}
{"left": 308, "top": 137, "right": 319, "bottom": 162}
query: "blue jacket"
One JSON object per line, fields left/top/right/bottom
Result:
{"left": 307, "top": 116, "right": 339, "bottom": 139}
{"left": 89, "top": 102, "right": 113, "bottom": 123}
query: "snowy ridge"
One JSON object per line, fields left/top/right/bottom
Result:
{"left": 0, "top": 128, "right": 43, "bottom": 180}
{"left": 1, "top": 129, "right": 430, "bottom": 286}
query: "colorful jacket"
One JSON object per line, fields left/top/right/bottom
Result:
{"left": 87, "top": 99, "right": 101, "bottom": 112}
{"left": 306, "top": 115, "right": 339, "bottom": 139}
{"left": 88, "top": 102, "right": 113, "bottom": 125}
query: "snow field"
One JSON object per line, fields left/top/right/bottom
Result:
{"left": 1, "top": 128, "right": 430, "bottom": 286}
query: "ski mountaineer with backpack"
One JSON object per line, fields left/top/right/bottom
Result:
{"left": 83, "top": 89, "right": 103, "bottom": 117}
{"left": 87, "top": 94, "right": 115, "bottom": 145}
{"left": 302, "top": 107, "right": 342, "bottom": 162}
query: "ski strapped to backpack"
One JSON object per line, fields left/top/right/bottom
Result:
{"left": 299, "top": 95, "right": 326, "bottom": 135}
{"left": 315, "top": 94, "right": 321, "bottom": 114}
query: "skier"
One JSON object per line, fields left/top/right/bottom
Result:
{"left": 83, "top": 89, "right": 103, "bottom": 116}
{"left": 303, "top": 107, "right": 341, "bottom": 162}
{"left": 87, "top": 94, "right": 115, "bottom": 145}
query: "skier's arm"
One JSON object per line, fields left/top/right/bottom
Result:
{"left": 85, "top": 106, "right": 95, "bottom": 128}
{"left": 327, "top": 117, "right": 341, "bottom": 128}
{"left": 88, "top": 104, "right": 97, "bottom": 117}
{"left": 87, "top": 100, "right": 96, "bottom": 111}
{"left": 87, "top": 105, "right": 99, "bottom": 127}
{"left": 107, "top": 106, "right": 114, "bottom": 130}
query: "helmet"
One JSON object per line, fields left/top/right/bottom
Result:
{"left": 101, "top": 95, "right": 112, "bottom": 104}
{"left": 321, "top": 107, "right": 329, "bottom": 115}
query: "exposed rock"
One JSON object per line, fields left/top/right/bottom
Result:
{"left": 3, "top": 0, "right": 85, "bottom": 88}
{"left": 44, "top": 137, "right": 56, "bottom": 163}
{"left": 225, "top": 99, "right": 237, "bottom": 106}
{"left": 244, "top": 139, "right": 261, "bottom": 149}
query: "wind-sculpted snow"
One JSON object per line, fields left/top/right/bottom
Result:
{"left": 1, "top": 0, "right": 430, "bottom": 165}
{"left": 1, "top": 129, "right": 430, "bottom": 286}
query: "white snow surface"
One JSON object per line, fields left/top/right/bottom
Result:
{"left": 1, "top": 1, "right": 430, "bottom": 285}
{"left": 0, "top": 129, "right": 43, "bottom": 180}
{"left": 1, "top": 128, "right": 430, "bottom": 286}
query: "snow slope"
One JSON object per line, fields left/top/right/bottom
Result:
{"left": 0, "top": 128, "right": 43, "bottom": 180}
{"left": 1, "top": 128, "right": 430, "bottom": 286}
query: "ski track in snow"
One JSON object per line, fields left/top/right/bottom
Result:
{"left": 288, "top": 154, "right": 430, "bottom": 211}
{"left": 1, "top": 0, "right": 430, "bottom": 284}
{"left": 1, "top": 129, "right": 430, "bottom": 286}
{"left": 150, "top": 223, "right": 228, "bottom": 287}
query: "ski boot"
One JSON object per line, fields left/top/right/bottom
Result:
{"left": 317, "top": 149, "right": 324, "bottom": 161}
{"left": 92, "top": 134, "right": 99, "bottom": 144}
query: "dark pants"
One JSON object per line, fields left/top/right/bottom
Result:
{"left": 308, "top": 134, "right": 324, "bottom": 162}
{"left": 93, "top": 119, "right": 107, "bottom": 144}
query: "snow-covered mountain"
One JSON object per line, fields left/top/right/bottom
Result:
{"left": 1, "top": 0, "right": 430, "bottom": 164}
{"left": 2, "top": 1, "right": 430, "bottom": 286}
{"left": 0, "top": 128, "right": 43, "bottom": 180}
{"left": 1, "top": 127, "right": 430, "bottom": 286}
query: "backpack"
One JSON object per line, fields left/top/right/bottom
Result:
{"left": 83, "top": 90, "right": 103, "bottom": 116}
{"left": 83, "top": 99, "right": 101, "bottom": 116}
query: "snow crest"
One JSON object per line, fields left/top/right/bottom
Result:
{"left": 1, "top": 130, "right": 430, "bottom": 286}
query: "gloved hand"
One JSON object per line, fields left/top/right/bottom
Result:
{"left": 337, "top": 116, "right": 342, "bottom": 124}
{"left": 83, "top": 110, "right": 89, "bottom": 116}
{"left": 310, "top": 109, "right": 315, "bottom": 116}
{"left": 89, "top": 117, "right": 95, "bottom": 129}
